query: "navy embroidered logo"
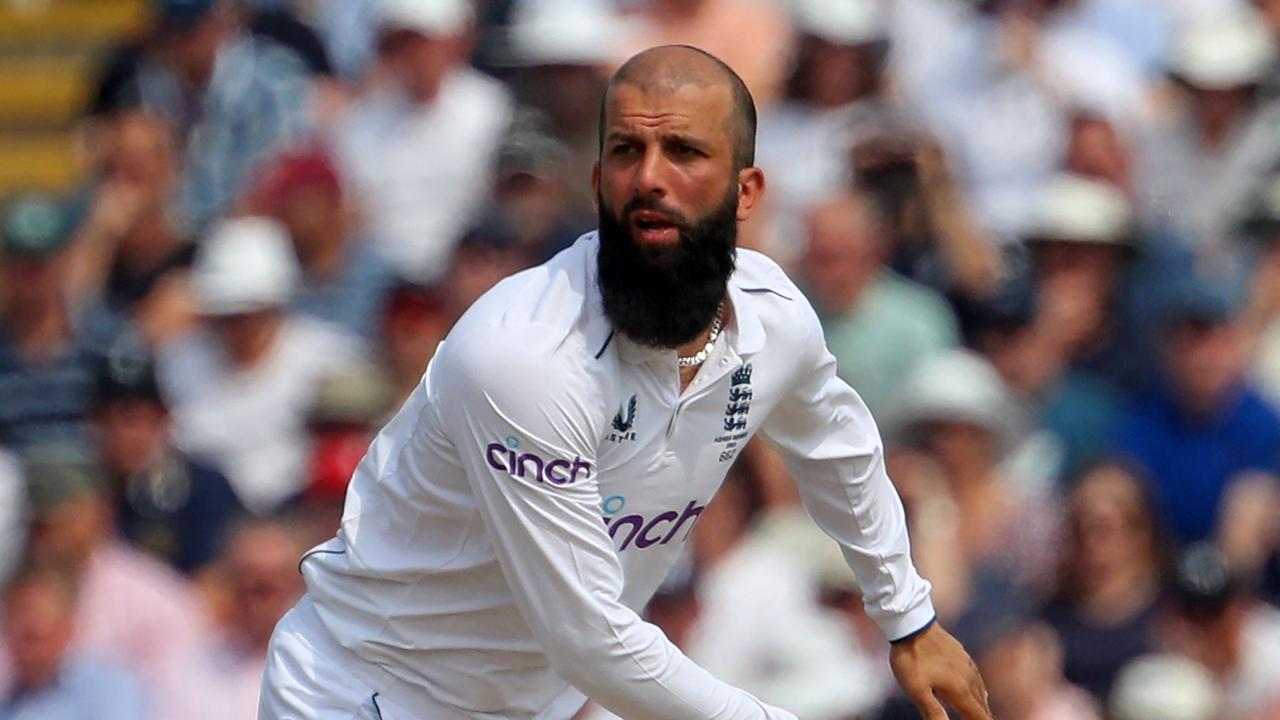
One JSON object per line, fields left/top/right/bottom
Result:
{"left": 608, "top": 394, "right": 638, "bottom": 442}
{"left": 715, "top": 364, "right": 753, "bottom": 461}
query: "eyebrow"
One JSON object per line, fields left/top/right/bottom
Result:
{"left": 603, "top": 131, "right": 713, "bottom": 152}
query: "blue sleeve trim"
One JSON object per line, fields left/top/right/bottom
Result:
{"left": 889, "top": 614, "right": 937, "bottom": 644}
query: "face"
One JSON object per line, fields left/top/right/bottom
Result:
{"left": 387, "top": 31, "right": 456, "bottom": 104}
{"left": 280, "top": 184, "right": 346, "bottom": 265}
{"left": 3, "top": 578, "right": 75, "bottom": 688}
{"left": 593, "top": 80, "right": 764, "bottom": 347}
{"left": 525, "top": 65, "right": 608, "bottom": 135}
{"left": 1165, "top": 322, "right": 1244, "bottom": 414}
{"left": 209, "top": 309, "right": 283, "bottom": 366}
{"left": 225, "top": 525, "right": 304, "bottom": 650}
{"left": 28, "top": 494, "right": 105, "bottom": 568}
{"left": 1, "top": 256, "right": 64, "bottom": 314}
{"left": 919, "top": 420, "right": 998, "bottom": 480}
{"left": 1069, "top": 464, "right": 1153, "bottom": 577}
{"left": 160, "top": 13, "right": 230, "bottom": 87}
{"left": 95, "top": 400, "right": 169, "bottom": 477}
{"left": 802, "top": 194, "right": 885, "bottom": 312}
{"left": 794, "top": 37, "right": 879, "bottom": 107}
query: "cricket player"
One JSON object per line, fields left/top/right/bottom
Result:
{"left": 260, "top": 45, "right": 991, "bottom": 720}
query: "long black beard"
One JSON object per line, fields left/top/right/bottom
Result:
{"left": 596, "top": 188, "right": 739, "bottom": 348}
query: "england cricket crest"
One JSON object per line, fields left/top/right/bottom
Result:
{"left": 714, "top": 363, "right": 753, "bottom": 462}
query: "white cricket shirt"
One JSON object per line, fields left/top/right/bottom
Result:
{"left": 300, "top": 233, "right": 935, "bottom": 719}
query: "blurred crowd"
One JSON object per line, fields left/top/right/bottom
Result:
{"left": 2, "top": 0, "right": 1280, "bottom": 718}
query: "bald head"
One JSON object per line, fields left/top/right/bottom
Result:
{"left": 600, "top": 45, "right": 757, "bottom": 170}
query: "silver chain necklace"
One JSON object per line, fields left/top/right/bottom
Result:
{"left": 676, "top": 303, "right": 724, "bottom": 368}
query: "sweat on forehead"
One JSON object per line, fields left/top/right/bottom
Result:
{"left": 601, "top": 45, "right": 757, "bottom": 167}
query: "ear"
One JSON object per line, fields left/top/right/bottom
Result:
{"left": 735, "top": 166, "right": 766, "bottom": 222}
{"left": 591, "top": 161, "right": 601, "bottom": 204}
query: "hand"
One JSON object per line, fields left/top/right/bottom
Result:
{"left": 890, "top": 622, "right": 992, "bottom": 719}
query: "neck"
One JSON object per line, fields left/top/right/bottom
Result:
{"left": 298, "top": 242, "right": 345, "bottom": 282}
{"left": 5, "top": 299, "right": 70, "bottom": 363}
{"left": 1080, "top": 564, "right": 1156, "bottom": 623}
{"left": 120, "top": 214, "right": 178, "bottom": 273}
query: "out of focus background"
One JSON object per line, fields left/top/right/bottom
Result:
{"left": 1, "top": 0, "right": 1279, "bottom": 718}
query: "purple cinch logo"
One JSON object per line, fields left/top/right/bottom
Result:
{"left": 600, "top": 495, "right": 705, "bottom": 551}
{"left": 486, "top": 436, "right": 592, "bottom": 485}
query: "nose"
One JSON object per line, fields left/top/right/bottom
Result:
{"left": 632, "top": 145, "right": 669, "bottom": 199}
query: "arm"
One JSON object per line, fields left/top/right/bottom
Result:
{"left": 433, "top": 330, "right": 795, "bottom": 720}
{"left": 759, "top": 302, "right": 991, "bottom": 719}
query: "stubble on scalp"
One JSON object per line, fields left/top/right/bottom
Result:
{"left": 599, "top": 45, "right": 757, "bottom": 170}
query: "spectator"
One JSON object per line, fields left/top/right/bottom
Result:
{"left": 964, "top": 274, "right": 1122, "bottom": 487}
{"left": 1041, "top": 462, "right": 1165, "bottom": 703}
{"left": 294, "top": 362, "right": 391, "bottom": 545}
{"left": 442, "top": 214, "right": 539, "bottom": 322}
{"left": 380, "top": 280, "right": 451, "bottom": 406}
{"left": 1162, "top": 543, "right": 1280, "bottom": 719}
{"left": 490, "top": 115, "right": 584, "bottom": 261}
{"left": 157, "top": 217, "right": 363, "bottom": 513}
{"left": 1115, "top": 278, "right": 1280, "bottom": 544}
{"left": 91, "top": 343, "right": 244, "bottom": 575}
{"left": 800, "top": 189, "right": 959, "bottom": 420}
{"left": 683, "top": 472, "right": 890, "bottom": 720}
{"left": 243, "top": 145, "right": 392, "bottom": 344}
{"left": 971, "top": 614, "right": 1102, "bottom": 720}
{"left": 1140, "top": 7, "right": 1280, "bottom": 254}
{"left": 71, "top": 110, "right": 195, "bottom": 348}
{"left": 503, "top": 0, "right": 623, "bottom": 230}
{"left": 891, "top": 349, "right": 1058, "bottom": 607}
{"left": 333, "top": 0, "right": 513, "bottom": 282}
{"left": 21, "top": 444, "right": 211, "bottom": 718}
{"left": 198, "top": 519, "right": 305, "bottom": 720}
{"left": 618, "top": 0, "right": 793, "bottom": 108}
{"left": 0, "top": 196, "right": 116, "bottom": 450}
{"left": 756, "top": 0, "right": 890, "bottom": 265}
{"left": 88, "top": 0, "right": 317, "bottom": 233}
{"left": 1024, "top": 174, "right": 1159, "bottom": 394}
{"left": 0, "top": 561, "right": 149, "bottom": 720}
{"left": 894, "top": 0, "right": 1149, "bottom": 241}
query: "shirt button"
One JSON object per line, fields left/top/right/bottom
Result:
{"left": 720, "top": 357, "right": 729, "bottom": 366}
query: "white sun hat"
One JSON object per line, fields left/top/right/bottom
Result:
{"left": 1171, "top": 8, "right": 1277, "bottom": 89}
{"left": 1110, "top": 654, "right": 1220, "bottom": 720}
{"left": 1026, "top": 174, "right": 1134, "bottom": 245}
{"left": 507, "top": 0, "right": 625, "bottom": 67}
{"left": 379, "top": 0, "right": 473, "bottom": 37}
{"left": 789, "top": 0, "right": 886, "bottom": 46}
{"left": 192, "top": 216, "right": 300, "bottom": 316}
{"left": 894, "top": 349, "right": 1019, "bottom": 449}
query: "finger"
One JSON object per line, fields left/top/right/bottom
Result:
{"left": 937, "top": 680, "right": 992, "bottom": 720}
{"left": 903, "top": 685, "right": 949, "bottom": 720}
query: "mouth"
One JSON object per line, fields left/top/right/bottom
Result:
{"left": 629, "top": 209, "right": 681, "bottom": 245}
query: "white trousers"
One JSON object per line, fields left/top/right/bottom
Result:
{"left": 258, "top": 595, "right": 480, "bottom": 720}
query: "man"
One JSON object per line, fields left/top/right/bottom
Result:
{"left": 21, "top": 444, "right": 211, "bottom": 719}
{"left": 88, "top": 0, "right": 315, "bottom": 233}
{"left": 0, "top": 196, "right": 117, "bottom": 450}
{"left": 1, "top": 561, "right": 149, "bottom": 720}
{"left": 801, "top": 189, "right": 958, "bottom": 420}
{"left": 333, "top": 0, "right": 512, "bottom": 282}
{"left": 157, "top": 216, "right": 364, "bottom": 512}
{"left": 198, "top": 519, "right": 306, "bottom": 720}
{"left": 90, "top": 343, "right": 244, "bottom": 575}
{"left": 261, "top": 46, "right": 989, "bottom": 720}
